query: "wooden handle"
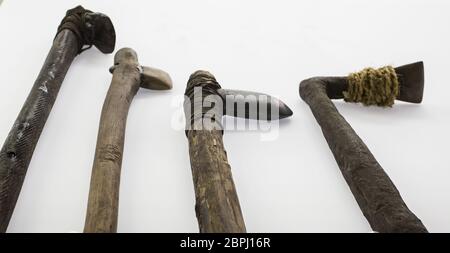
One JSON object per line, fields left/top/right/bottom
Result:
{"left": 299, "top": 69, "right": 428, "bottom": 233}
{"left": 187, "top": 130, "right": 246, "bottom": 233}
{"left": 184, "top": 71, "right": 246, "bottom": 233}
{"left": 84, "top": 50, "right": 141, "bottom": 233}
{"left": 0, "top": 30, "right": 79, "bottom": 233}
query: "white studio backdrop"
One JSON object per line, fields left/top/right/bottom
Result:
{"left": 0, "top": 0, "right": 449, "bottom": 232}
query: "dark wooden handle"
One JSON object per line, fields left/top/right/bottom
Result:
{"left": 0, "top": 30, "right": 79, "bottom": 233}
{"left": 299, "top": 67, "right": 428, "bottom": 233}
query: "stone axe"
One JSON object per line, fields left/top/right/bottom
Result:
{"left": 84, "top": 48, "right": 172, "bottom": 233}
{"left": 0, "top": 5, "right": 116, "bottom": 233}
{"left": 183, "top": 70, "right": 293, "bottom": 233}
{"left": 299, "top": 62, "right": 427, "bottom": 232}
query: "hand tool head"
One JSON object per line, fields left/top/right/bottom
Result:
{"left": 140, "top": 66, "right": 173, "bottom": 90}
{"left": 110, "top": 48, "right": 173, "bottom": 90}
{"left": 185, "top": 70, "right": 293, "bottom": 124}
{"left": 394, "top": 61, "right": 424, "bottom": 103}
{"left": 342, "top": 62, "right": 424, "bottom": 105}
{"left": 84, "top": 11, "right": 116, "bottom": 54}
{"left": 57, "top": 6, "right": 116, "bottom": 54}
{"left": 217, "top": 89, "right": 293, "bottom": 120}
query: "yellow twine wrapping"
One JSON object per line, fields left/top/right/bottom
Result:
{"left": 344, "top": 66, "right": 399, "bottom": 107}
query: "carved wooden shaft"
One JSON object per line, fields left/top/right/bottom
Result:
{"left": 187, "top": 130, "right": 246, "bottom": 233}
{"left": 0, "top": 5, "right": 116, "bottom": 232}
{"left": 84, "top": 48, "right": 172, "bottom": 233}
{"left": 0, "top": 30, "right": 78, "bottom": 233}
{"left": 84, "top": 50, "right": 140, "bottom": 233}
{"left": 184, "top": 71, "right": 246, "bottom": 233}
{"left": 299, "top": 63, "right": 427, "bottom": 233}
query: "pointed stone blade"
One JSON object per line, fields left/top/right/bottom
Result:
{"left": 217, "top": 89, "right": 293, "bottom": 120}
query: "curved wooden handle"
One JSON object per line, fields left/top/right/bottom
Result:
{"left": 84, "top": 49, "right": 141, "bottom": 233}
{"left": 299, "top": 64, "right": 428, "bottom": 233}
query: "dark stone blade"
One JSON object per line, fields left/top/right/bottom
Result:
{"left": 218, "top": 89, "right": 293, "bottom": 120}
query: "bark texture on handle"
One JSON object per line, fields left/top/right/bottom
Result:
{"left": 184, "top": 71, "right": 246, "bottom": 233}
{"left": 0, "top": 6, "right": 115, "bottom": 233}
{"left": 187, "top": 130, "right": 246, "bottom": 233}
{"left": 0, "top": 30, "right": 78, "bottom": 233}
{"left": 299, "top": 64, "right": 427, "bottom": 233}
{"left": 84, "top": 49, "right": 140, "bottom": 233}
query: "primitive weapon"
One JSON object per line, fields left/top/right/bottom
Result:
{"left": 299, "top": 62, "right": 427, "bottom": 233}
{"left": 183, "top": 70, "right": 293, "bottom": 233}
{"left": 0, "top": 5, "right": 116, "bottom": 233}
{"left": 84, "top": 48, "right": 172, "bottom": 233}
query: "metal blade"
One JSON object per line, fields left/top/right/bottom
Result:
{"left": 217, "top": 89, "right": 293, "bottom": 120}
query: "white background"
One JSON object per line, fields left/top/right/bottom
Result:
{"left": 0, "top": 0, "right": 449, "bottom": 233}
